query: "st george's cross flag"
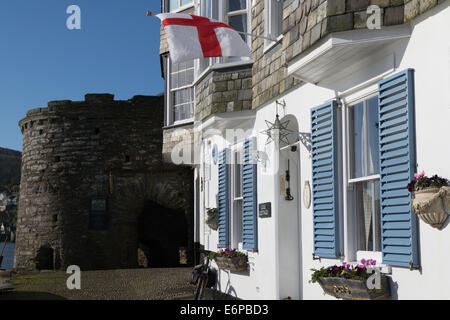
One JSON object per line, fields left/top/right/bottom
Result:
{"left": 156, "top": 13, "right": 252, "bottom": 64}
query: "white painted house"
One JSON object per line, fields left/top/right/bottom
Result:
{"left": 160, "top": 0, "right": 450, "bottom": 299}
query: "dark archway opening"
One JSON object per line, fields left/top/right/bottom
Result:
{"left": 35, "top": 245, "right": 61, "bottom": 270}
{"left": 137, "top": 201, "right": 188, "bottom": 268}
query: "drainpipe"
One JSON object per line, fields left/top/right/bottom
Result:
{"left": 273, "top": 141, "right": 281, "bottom": 300}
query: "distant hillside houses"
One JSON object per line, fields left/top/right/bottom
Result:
{"left": 0, "top": 192, "right": 18, "bottom": 210}
{"left": 0, "top": 147, "right": 21, "bottom": 191}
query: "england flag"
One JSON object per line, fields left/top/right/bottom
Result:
{"left": 156, "top": 13, "right": 252, "bottom": 64}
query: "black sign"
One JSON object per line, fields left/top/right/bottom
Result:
{"left": 259, "top": 202, "right": 271, "bottom": 218}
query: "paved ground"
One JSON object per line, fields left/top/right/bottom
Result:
{"left": 0, "top": 268, "right": 195, "bottom": 300}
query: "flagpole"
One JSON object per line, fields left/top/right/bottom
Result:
{"left": 146, "top": 11, "right": 279, "bottom": 43}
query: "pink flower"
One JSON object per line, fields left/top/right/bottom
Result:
{"left": 414, "top": 170, "right": 425, "bottom": 181}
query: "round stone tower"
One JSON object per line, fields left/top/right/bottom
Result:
{"left": 15, "top": 94, "right": 194, "bottom": 271}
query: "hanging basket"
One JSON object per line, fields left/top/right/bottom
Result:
{"left": 317, "top": 276, "right": 391, "bottom": 300}
{"left": 206, "top": 209, "right": 219, "bottom": 230}
{"left": 215, "top": 255, "right": 248, "bottom": 272}
{"left": 412, "top": 187, "right": 450, "bottom": 230}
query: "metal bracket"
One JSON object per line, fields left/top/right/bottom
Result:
{"left": 409, "top": 261, "right": 420, "bottom": 271}
{"left": 312, "top": 253, "right": 321, "bottom": 262}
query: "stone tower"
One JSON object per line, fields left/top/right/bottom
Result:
{"left": 15, "top": 94, "right": 194, "bottom": 270}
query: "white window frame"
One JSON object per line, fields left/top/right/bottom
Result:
{"left": 341, "top": 84, "right": 383, "bottom": 264}
{"left": 194, "top": 0, "right": 253, "bottom": 80}
{"left": 221, "top": 0, "right": 252, "bottom": 63}
{"left": 166, "top": 58, "right": 195, "bottom": 125}
{"left": 224, "top": 0, "right": 251, "bottom": 45}
{"left": 230, "top": 142, "right": 244, "bottom": 250}
{"left": 197, "top": 0, "right": 221, "bottom": 76}
{"left": 264, "top": 0, "right": 284, "bottom": 52}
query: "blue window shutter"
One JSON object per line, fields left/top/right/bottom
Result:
{"left": 218, "top": 148, "right": 230, "bottom": 248}
{"left": 311, "top": 100, "right": 340, "bottom": 258}
{"left": 378, "top": 69, "right": 420, "bottom": 268}
{"left": 242, "top": 137, "right": 258, "bottom": 251}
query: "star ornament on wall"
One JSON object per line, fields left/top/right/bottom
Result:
{"left": 262, "top": 114, "right": 292, "bottom": 145}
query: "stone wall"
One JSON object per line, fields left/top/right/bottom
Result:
{"left": 252, "top": 0, "right": 303, "bottom": 110}
{"left": 404, "top": 0, "right": 445, "bottom": 21}
{"left": 162, "top": 126, "right": 195, "bottom": 163}
{"left": 195, "top": 67, "right": 253, "bottom": 121}
{"left": 15, "top": 94, "right": 194, "bottom": 271}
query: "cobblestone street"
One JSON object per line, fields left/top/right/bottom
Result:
{"left": 0, "top": 268, "right": 194, "bottom": 300}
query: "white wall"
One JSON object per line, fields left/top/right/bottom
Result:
{"left": 297, "top": 2, "right": 450, "bottom": 300}
{"left": 199, "top": 2, "right": 450, "bottom": 300}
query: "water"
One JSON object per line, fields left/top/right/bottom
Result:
{"left": 0, "top": 242, "right": 15, "bottom": 269}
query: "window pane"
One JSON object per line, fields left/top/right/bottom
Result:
{"left": 170, "top": 60, "right": 178, "bottom": 73}
{"left": 201, "top": 0, "right": 210, "bottom": 17}
{"left": 355, "top": 180, "right": 381, "bottom": 252}
{"left": 234, "top": 150, "right": 242, "bottom": 198}
{"left": 170, "top": 0, "right": 179, "bottom": 11}
{"left": 178, "top": 70, "right": 186, "bottom": 87}
{"left": 275, "top": 2, "right": 283, "bottom": 37}
{"left": 185, "top": 60, "right": 194, "bottom": 69}
{"left": 181, "top": 0, "right": 192, "bottom": 6}
{"left": 186, "top": 68, "right": 194, "bottom": 84}
{"left": 228, "top": 0, "right": 246, "bottom": 12}
{"left": 349, "top": 97, "right": 380, "bottom": 179}
{"left": 366, "top": 96, "right": 380, "bottom": 176}
{"left": 229, "top": 14, "right": 247, "bottom": 42}
{"left": 172, "top": 88, "right": 194, "bottom": 121}
{"left": 233, "top": 199, "right": 243, "bottom": 246}
{"left": 350, "top": 102, "right": 364, "bottom": 179}
{"left": 229, "top": 14, "right": 247, "bottom": 33}
{"left": 170, "top": 73, "right": 178, "bottom": 89}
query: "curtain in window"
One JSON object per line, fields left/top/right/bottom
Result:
{"left": 355, "top": 181, "right": 380, "bottom": 251}
{"left": 350, "top": 97, "right": 380, "bottom": 179}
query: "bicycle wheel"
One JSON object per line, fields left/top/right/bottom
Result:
{"left": 194, "top": 275, "right": 207, "bottom": 300}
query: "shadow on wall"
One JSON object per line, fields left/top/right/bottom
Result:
{"left": 137, "top": 201, "right": 188, "bottom": 268}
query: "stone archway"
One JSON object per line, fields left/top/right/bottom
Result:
{"left": 100, "top": 166, "right": 194, "bottom": 270}
{"left": 137, "top": 201, "right": 188, "bottom": 267}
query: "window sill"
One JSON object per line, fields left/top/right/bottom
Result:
{"left": 163, "top": 118, "right": 194, "bottom": 130}
{"left": 347, "top": 261, "right": 392, "bottom": 274}
{"left": 193, "top": 59, "right": 254, "bottom": 87}
{"left": 350, "top": 251, "right": 392, "bottom": 274}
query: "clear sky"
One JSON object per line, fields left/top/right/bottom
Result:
{"left": 0, "top": 1, "right": 163, "bottom": 151}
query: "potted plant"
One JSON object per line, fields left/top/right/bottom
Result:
{"left": 205, "top": 208, "right": 219, "bottom": 230}
{"left": 310, "top": 260, "right": 391, "bottom": 300}
{"left": 210, "top": 248, "right": 248, "bottom": 272}
{"left": 408, "top": 171, "right": 450, "bottom": 230}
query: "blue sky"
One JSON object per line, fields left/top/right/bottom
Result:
{"left": 0, "top": 1, "right": 163, "bottom": 151}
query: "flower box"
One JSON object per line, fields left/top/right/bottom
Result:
{"left": 412, "top": 187, "right": 450, "bottom": 230}
{"left": 317, "top": 275, "right": 391, "bottom": 300}
{"left": 205, "top": 208, "right": 218, "bottom": 230}
{"left": 215, "top": 255, "right": 248, "bottom": 272}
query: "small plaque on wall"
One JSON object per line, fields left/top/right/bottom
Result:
{"left": 259, "top": 202, "right": 271, "bottom": 218}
